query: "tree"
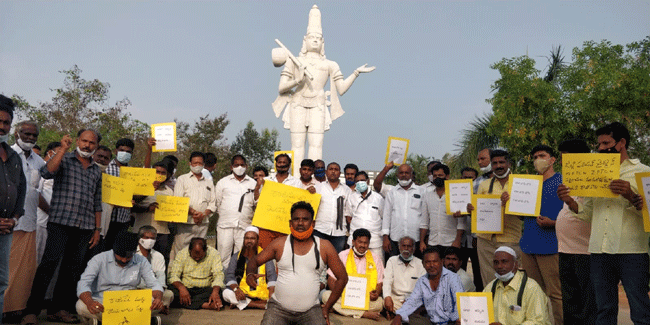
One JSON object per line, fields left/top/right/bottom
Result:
{"left": 446, "top": 113, "right": 499, "bottom": 177}
{"left": 229, "top": 121, "right": 281, "bottom": 171}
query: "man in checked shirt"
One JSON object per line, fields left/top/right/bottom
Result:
{"left": 22, "top": 130, "right": 103, "bottom": 325}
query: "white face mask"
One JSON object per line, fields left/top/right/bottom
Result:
{"left": 116, "top": 151, "right": 132, "bottom": 164}
{"left": 494, "top": 168, "right": 510, "bottom": 179}
{"left": 427, "top": 175, "right": 434, "bottom": 183}
{"left": 139, "top": 238, "right": 156, "bottom": 250}
{"left": 190, "top": 165, "right": 204, "bottom": 174}
{"left": 17, "top": 138, "right": 35, "bottom": 151}
{"left": 95, "top": 162, "right": 108, "bottom": 172}
{"left": 233, "top": 166, "right": 246, "bottom": 176}
{"left": 480, "top": 163, "right": 492, "bottom": 173}
{"left": 494, "top": 266, "right": 517, "bottom": 282}
{"left": 76, "top": 146, "right": 95, "bottom": 158}
{"left": 0, "top": 134, "right": 9, "bottom": 143}
{"left": 398, "top": 178, "right": 412, "bottom": 187}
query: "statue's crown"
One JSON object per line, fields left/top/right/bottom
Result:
{"left": 306, "top": 4, "right": 322, "bottom": 36}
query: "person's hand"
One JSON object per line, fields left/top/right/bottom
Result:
{"left": 452, "top": 239, "right": 461, "bottom": 249}
{"left": 630, "top": 193, "right": 644, "bottom": 210}
{"left": 384, "top": 296, "right": 394, "bottom": 313}
{"left": 321, "top": 304, "right": 331, "bottom": 325}
{"left": 150, "top": 297, "right": 163, "bottom": 311}
{"left": 208, "top": 290, "right": 222, "bottom": 311}
{"left": 391, "top": 315, "right": 403, "bottom": 325}
{"left": 501, "top": 192, "right": 510, "bottom": 207}
{"left": 234, "top": 287, "right": 246, "bottom": 301}
{"left": 419, "top": 241, "right": 427, "bottom": 253}
{"left": 355, "top": 64, "right": 376, "bottom": 73}
{"left": 536, "top": 216, "right": 554, "bottom": 228}
{"left": 89, "top": 230, "right": 100, "bottom": 249}
{"left": 60, "top": 135, "right": 73, "bottom": 151}
{"left": 148, "top": 202, "right": 159, "bottom": 212}
{"left": 466, "top": 203, "right": 475, "bottom": 213}
{"left": 385, "top": 161, "right": 395, "bottom": 170}
{"left": 556, "top": 184, "right": 574, "bottom": 204}
{"left": 307, "top": 186, "right": 316, "bottom": 194}
{"left": 147, "top": 137, "right": 156, "bottom": 150}
{"left": 0, "top": 218, "right": 16, "bottom": 234}
{"left": 179, "top": 286, "right": 192, "bottom": 306}
{"left": 453, "top": 211, "right": 463, "bottom": 218}
{"left": 610, "top": 179, "right": 636, "bottom": 202}
{"left": 85, "top": 300, "right": 104, "bottom": 314}
{"left": 383, "top": 236, "right": 392, "bottom": 254}
{"left": 369, "top": 290, "right": 379, "bottom": 301}
{"left": 246, "top": 273, "right": 265, "bottom": 289}
{"left": 192, "top": 212, "right": 205, "bottom": 224}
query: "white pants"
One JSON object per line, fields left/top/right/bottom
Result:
{"left": 170, "top": 223, "right": 208, "bottom": 262}
{"left": 216, "top": 227, "right": 245, "bottom": 269}
{"left": 222, "top": 289, "right": 252, "bottom": 310}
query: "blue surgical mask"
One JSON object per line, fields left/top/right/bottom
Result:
{"left": 314, "top": 168, "right": 325, "bottom": 178}
{"left": 346, "top": 179, "right": 355, "bottom": 186}
{"left": 355, "top": 181, "right": 368, "bottom": 193}
{"left": 116, "top": 151, "right": 132, "bottom": 164}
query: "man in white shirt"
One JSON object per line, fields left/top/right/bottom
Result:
{"left": 382, "top": 164, "right": 424, "bottom": 259}
{"left": 443, "top": 247, "right": 475, "bottom": 292}
{"left": 314, "top": 162, "right": 351, "bottom": 253}
{"left": 298, "top": 159, "right": 320, "bottom": 191}
{"left": 383, "top": 236, "right": 425, "bottom": 317}
{"left": 200, "top": 152, "right": 217, "bottom": 182}
{"left": 345, "top": 171, "right": 383, "bottom": 259}
{"left": 4, "top": 120, "right": 47, "bottom": 319}
{"left": 343, "top": 163, "right": 358, "bottom": 191}
{"left": 36, "top": 141, "right": 61, "bottom": 263}
{"left": 171, "top": 151, "right": 216, "bottom": 261}
{"left": 214, "top": 154, "right": 257, "bottom": 269}
{"left": 419, "top": 163, "right": 466, "bottom": 253}
{"left": 135, "top": 226, "right": 174, "bottom": 313}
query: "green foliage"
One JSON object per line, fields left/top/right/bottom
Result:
{"left": 229, "top": 121, "right": 281, "bottom": 171}
{"left": 384, "top": 153, "right": 435, "bottom": 186}
{"left": 172, "top": 114, "right": 230, "bottom": 179}
{"left": 446, "top": 113, "right": 498, "bottom": 178}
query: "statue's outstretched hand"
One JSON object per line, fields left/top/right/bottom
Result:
{"left": 356, "top": 64, "right": 376, "bottom": 73}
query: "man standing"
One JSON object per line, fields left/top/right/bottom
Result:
{"left": 345, "top": 171, "right": 384, "bottom": 258}
{"left": 474, "top": 148, "right": 493, "bottom": 193}
{"left": 520, "top": 145, "right": 563, "bottom": 325}
{"left": 314, "top": 159, "right": 326, "bottom": 183}
{"left": 343, "top": 163, "right": 358, "bottom": 191}
{"left": 0, "top": 96, "right": 26, "bottom": 324}
{"left": 214, "top": 155, "right": 256, "bottom": 269}
{"left": 382, "top": 164, "right": 424, "bottom": 258}
{"left": 460, "top": 166, "right": 482, "bottom": 291}
{"left": 4, "top": 121, "right": 46, "bottom": 320}
{"left": 91, "top": 146, "right": 111, "bottom": 173}
{"left": 558, "top": 122, "right": 650, "bottom": 324}
{"left": 103, "top": 138, "right": 136, "bottom": 251}
{"left": 298, "top": 159, "right": 320, "bottom": 190}
{"left": 322, "top": 228, "right": 384, "bottom": 321}
{"left": 483, "top": 247, "right": 550, "bottom": 325}
{"left": 171, "top": 152, "right": 216, "bottom": 261}
{"left": 201, "top": 152, "right": 217, "bottom": 182}
{"left": 35, "top": 142, "right": 61, "bottom": 263}
{"left": 23, "top": 130, "right": 103, "bottom": 325}
{"left": 222, "top": 226, "right": 276, "bottom": 310}
{"left": 392, "top": 247, "right": 464, "bottom": 325}
{"left": 419, "top": 163, "right": 466, "bottom": 253}
{"left": 383, "top": 236, "right": 426, "bottom": 317}
{"left": 443, "top": 247, "right": 475, "bottom": 292}
{"left": 468, "top": 149, "right": 523, "bottom": 287}
{"left": 247, "top": 201, "right": 347, "bottom": 324}
{"left": 314, "top": 162, "right": 351, "bottom": 253}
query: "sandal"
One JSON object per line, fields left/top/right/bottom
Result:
{"left": 46, "top": 310, "right": 80, "bottom": 324}
{"left": 20, "top": 314, "right": 38, "bottom": 325}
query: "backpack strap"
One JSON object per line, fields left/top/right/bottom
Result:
{"left": 488, "top": 176, "right": 497, "bottom": 194}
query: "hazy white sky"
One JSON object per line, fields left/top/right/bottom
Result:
{"left": 2, "top": 1, "right": 648, "bottom": 169}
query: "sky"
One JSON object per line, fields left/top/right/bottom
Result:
{"left": 1, "top": 1, "right": 649, "bottom": 170}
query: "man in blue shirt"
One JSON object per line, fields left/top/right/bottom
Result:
{"left": 76, "top": 232, "right": 164, "bottom": 325}
{"left": 519, "top": 145, "right": 563, "bottom": 325}
{"left": 392, "top": 247, "right": 463, "bottom": 325}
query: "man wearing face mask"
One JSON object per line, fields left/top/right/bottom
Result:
{"left": 103, "top": 138, "right": 136, "bottom": 252}
{"left": 171, "top": 152, "right": 216, "bottom": 262}
{"left": 345, "top": 171, "right": 384, "bottom": 259}
{"left": 135, "top": 226, "right": 174, "bottom": 314}
{"left": 474, "top": 148, "right": 493, "bottom": 193}
{"left": 467, "top": 149, "right": 523, "bottom": 288}
{"left": 382, "top": 164, "right": 424, "bottom": 259}
{"left": 4, "top": 121, "right": 47, "bottom": 321}
{"left": 423, "top": 160, "right": 442, "bottom": 193}
{"left": 383, "top": 236, "right": 425, "bottom": 318}
{"left": 314, "top": 162, "right": 352, "bottom": 253}
{"left": 23, "top": 129, "right": 103, "bottom": 325}
{"left": 343, "top": 163, "right": 358, "bottom": 191}
{"left": 483, "top": 246, "right": 550, "bottom": 325}
{"left": 314, "top": 159, "right": 326, "bottom": 182}
{"left": 419, "top": 163, "right": 467, "bottom": 254}
{"left": 92, "top": 145, "right": 112, "bottom": 173}
{"left": 520, "top": 145, "right": 563, "bottom": 325}
{"left": 558, "top": 122, "right": 650, "bottom": 324}
{"left": 214, "top": 155, "right": 257, "bottom": 269}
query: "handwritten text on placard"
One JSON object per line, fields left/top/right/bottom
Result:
{"left": 102, "top": 289, "right": 151, "bottom": 325}
{"left": 562, "top": 153, "right": 620, "bottom": 198}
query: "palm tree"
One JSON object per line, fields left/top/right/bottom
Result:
{"left": 447, "top": 113, "right": 499, "bottom": 176}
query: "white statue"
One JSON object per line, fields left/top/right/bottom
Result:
{"left": 272, "top": 5, "right": 375, "bottom": 175}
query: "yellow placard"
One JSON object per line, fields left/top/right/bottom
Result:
{"left": 120, "top": 167, "right": 156, "bottom": 196}
{"left": 456, "top": 292, "right": 495, "bottom": 324}
{"left": 634, "top": 172, "right": 650, "bottom": 232}
{"left": 154, "top": 195, "right": 191, "bottom": 223}
{"left": 274, "top": 151, "right": 294, "bottom": 175}
{"left": 445, "top": 179, "right": 473, "bottom": 215}
{"left": 102, "top": 289, "right": 151, "bottom": 325}
{"left": 472, "top": 195, "right": 503, "bottom": 234}
{"left": 505, "top": 174, "right": 543, "bottom": 217}
{"left": 151, "top": 122, "right": 177, "bottom": 152}
{"left": 562, "top": 153, "right": 620, "bottom": 198}
{"left": 341, "top": 275, "right": 370, "bottom": 310}
{"left": 102, "top": 174, "right": 135, "bottom": 207}
{"left": 251, "top": 181, "right": 321, "bottom": 234}
{"left": 385, "top": 136, "right": 409, "bottom": 166}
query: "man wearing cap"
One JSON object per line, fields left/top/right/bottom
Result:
{"left": 76, "top": 232, "right": 164, "bottom": 325}
{"left": 483, "top": 246, "right": 550, "bottom": 325}
{"left": 222, "top": 226, "right": 276, "bottom": 310}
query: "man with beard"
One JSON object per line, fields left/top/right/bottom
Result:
{"left": 322, "top": 228, "right": 384, "bottom": 321}
{"left": 392, "top": 247, "right": 463, "bottom": 325}
{"left": 467, "top": 149, "right": 523, "bottom": 287}
{"left": 247, "top": 201, "right": 347, "bottom": 325}
{"left": 23, "top": 130, "right": 103, "bottom": 325}
{"left": 443, "top": 247, "right": 475, "bottom": 292}
{"left": 222, "top": 226, "right": 276, "bottom": 310}
{"left": 419, "top": 163, "right": 466, "bottom": 254}
{"left": 314, "top": 162, "right": 351, "bottom": 253}
{"left": 382, "top": 236, "right": 425, "bottom": 319}
{"left": 558, "top": 122, "right": 650, "bottom": 324}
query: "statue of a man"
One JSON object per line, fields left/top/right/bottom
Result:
{"left": 272, "top": 5, "right": 374, "bottom": 174}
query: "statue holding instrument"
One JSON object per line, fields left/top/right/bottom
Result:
{"left": 271, "top": 5, "right": 375, "bottom": 175}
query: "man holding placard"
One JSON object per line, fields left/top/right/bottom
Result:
{"left": 557, "top": 122, "right": 650, "bottom": 324}
{"left": 467, "top": 149, "right": 523, "bottom": 288}
{"left": 103, "top": 138, "right": 136, "bottom": 251}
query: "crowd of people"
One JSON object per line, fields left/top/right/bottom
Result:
{"left": 1, "top": 92, "right": 649, "bottom": 325}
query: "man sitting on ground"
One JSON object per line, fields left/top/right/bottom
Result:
{"left": 168, "top": 237, "right": 224, "bottom": 311}
{"left": 135, "top": 226, "right": 174, "bottom": 313}
{"left": 222, "top": 226, "right": 276, "bottom": 310}
{"left": 383, "top": 236, "right": 426, "bottom": 319}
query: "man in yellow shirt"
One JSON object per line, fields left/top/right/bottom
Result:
{"left": 484, "top": 246, "right": 551, "bottom": 325}
{"left": 558, "top": 122, "right": 650, "bottom": 324}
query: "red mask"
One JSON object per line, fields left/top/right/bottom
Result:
{"left": 290, "top": 224, "right": 314, "bottom": 240}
